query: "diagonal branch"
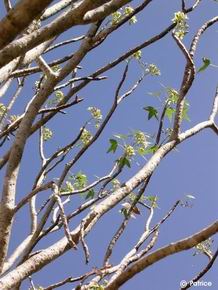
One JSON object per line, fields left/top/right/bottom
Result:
{"left": 182, "top": 247, "right": 218, "bottom": 290}
{"left": 104, "top": 221, "right": 218, "bottom": 290}
{"left": 0, "top": 0, "right": 53, "bottom": 50}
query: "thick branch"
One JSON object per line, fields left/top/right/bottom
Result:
{"left": 104, "top": 221, "right": 218, "bottom": 290}
{"left": 0, "top": 0, "right": 53, "bottom": 49}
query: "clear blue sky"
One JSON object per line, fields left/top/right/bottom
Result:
{"left": 0, "top": 1, "right": 218, "bottom": 289}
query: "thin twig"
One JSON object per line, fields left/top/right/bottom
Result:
{"left": 57, "top": 64, "right": 132, "bottom": 187}
{"left": 171, "top": 33, "right": 195, "bottom": 139}
{"left": 103, "top": 180, "right": 149, "bottom": 266}
{"left": 28, "top": 276, "right": 36, "bottom": 290}
{"left": 52, "top": 184, "right": 77, "bottom": 249}
{"left": 181, "top": 247, "right": 218, "bottom": 290}
{"left": 61, "top": 163, "right": 118, "bottom": 196}
{"left": 80, "top": 221, "right": 90, "bottom": 264}
{"left": 43, "top": 275, "right": 87, "bottom": 290}
{"left": 190, "top": 16, "right": 218, "bottom": 58}
{"left": 182, "top": 0, "right": 202, "bottom": 13}
{"left": 155, "top": 100, "right": 169, "bottom": 145}
{"left": 15, "top": 181, "right": 54, "bottom": 213}
{"left": 209, "top": 86, "right": 218, "bottom": 121}
{"left": 45, "top": 35, "right": 85, "bottom": 53}
{"left": 33, "top": 125, "right": 84, "bottom": 188}
{"left": 54, "top": 76, "right": 107, "bottom": 91}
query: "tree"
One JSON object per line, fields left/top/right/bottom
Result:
{"left": 0, "top": 0, "right": 217, "bottom": 289}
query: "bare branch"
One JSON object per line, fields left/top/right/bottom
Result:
{"left": 4, "top": 0, "right": 12, "bottom": 12}
{"left": 103, "top": 180, "right": 149, "bottom": 266}
{"left": 182, "top": 0, "right": 202, "bottom": 13}
{"left": 41, "top": 0, "right": 75, "bottom": 20}
{"left": 45, "top": 35, "right": 85, "bottom": 53}
{"left": 0, "top": 2, "right": 216, "bottom": 288}
{"left": 15, "top": 182, "right": 54, "bottom": 213}
{"left": 209, "top": 86, "right": 218, "bottom": 121}
{"left": 43, "top": 274, "right": 86, "bottom": 290}
{"left": 104, "top": 221, "right": 218, "bottom": 290}
{"left": 0, "top": 0, "right": 132, "bottom": 69}
{"left": 10, "top": 53, "right": 75, "bottom": 78}
{"left": 52, "top": 184, "right": 77, "bottom": 250}
{"left": 190, "top": 16, "right": 218, "bottom": 58}
{"left": 0, "top": 0, "right": 53, "bottom": 49}
{"left": 171, "top": 33, "right": 195, "bottom": 139}
{"left": 155, "top": 101, "right": 169, "bottom": 146}
{"left": 35, "top": 56, "right": 57, "bottom": 78}
{"left": 54, "top": 76, "right": 107, "bottom": 91}
{"left": 0, "top": 20, "right": 98, "bottom": 272}
{"left": 80, "top": 221, "right": 90, "bottom": 264}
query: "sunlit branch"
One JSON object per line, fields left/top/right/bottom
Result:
{"left": 190, "top": 16, "right": 218, "bottom": 58}
{"left": 41, "top": 0, "right": 77, "bottom": 21}
{"left": 15, "top": 182, "right": 54, "bottom": 213}
{"left": 52, "top": 183, "right": 77, "bottom": 249}
{"left": 43, "top": 274, "right": 87, "bottom": 290}
{"left": 45, "top": 35, "right": 85, "bottom": 53}
{"left": 3, "top": 0, "right": 12, "bottom": 12}
{"left": 171, "top": 33, "right": 195, "bottom": 139}
{"left": 35, "top": 56, "right": 57, "bottom": 78}
{"left": 0, "top": 79, "right": 13, "bottom": 98}
{"left": 94, "top": 0, "right": 153, "bottom": 45}
{"left": 10, "top": 53, "right": 76, "bottom": 78}
{"left": 104, "top": 221, "right": 218, "bottom": 290}
{"left": 182, "top": 0, "right": 202, "bottom": 13}
{"left": 54, "top": 76, "right": 107, "bottom": 91}
{"left": 0, "top": 0, "right": 132, "bottom": 69}
{"left": 80, "top": 220, "right": 90, "bottom": 264}
{"left": 0, "top": 0, "right": 53, "bottom": 50}
{"left": 0, "top": 78, "right": 24, "bottom": 131}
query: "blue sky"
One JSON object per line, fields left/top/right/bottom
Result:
{"left": 0, "top": 1, "right": 218, "bottom": 289}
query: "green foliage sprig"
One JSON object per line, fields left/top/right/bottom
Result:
{"left": 172, "top": 11, "right": 189, "bottom": 40}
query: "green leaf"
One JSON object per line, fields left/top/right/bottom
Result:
{"left": 167, "top": 88, "right": 179, "bottom": 103}
{"left": 182, "top": 107, "right": 190, "bottom": 121}
{"left": 165, "top": 107, "right": 175, "bottom": 121}
{"left": 197, "top": 57, "right": 211, "bottom": 73}
{"left": 143, "top": 145, "right": 159, "bottom": 154}
{"left": 143, "top": 106, "right": 158, "bottom": 120}
{"left": 146, "top": 195, "right": 158, "bottom": 208}
{"left": 182, "top": 100, "right": 190, "bottom": 121}
{"left": 85, "top": 189, "right": 95, "bottom": 199}
{"left": 118, "top": 156, "right": 131, "bottom": 168}
{"left": 74, "top": 172, "right": 87, "bottom": 189}
{"left": 107, "top": 139, "right": 118, "bottom": 153}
